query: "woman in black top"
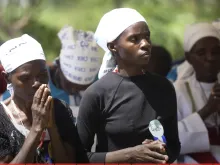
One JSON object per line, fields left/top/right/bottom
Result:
{"left": 0, "top": 34, "right": 87, "bottom": 163}
{"left": 77, "top": 8, "right": 181, "bottom": 163}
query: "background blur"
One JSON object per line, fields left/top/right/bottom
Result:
{"left": 0, "top": 0, "right": 219, "bottom": 62}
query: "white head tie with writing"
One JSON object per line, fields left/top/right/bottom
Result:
{"left": 58, "top": 26, "right": 102, "bottom": 85}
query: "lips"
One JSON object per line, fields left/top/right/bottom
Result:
{"left": 141, "top": 52, "right": 150, "bottom": 57}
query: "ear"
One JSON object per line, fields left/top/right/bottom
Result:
{"left": 185, "top": 52, "right": 192, "bottom": 65}
{"left": 1, "top": 71, "right": 11, "bottom": 84}
{"left": 107, "top": 42, "right": 117, "bottom": 55}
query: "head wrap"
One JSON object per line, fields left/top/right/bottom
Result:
{"left": 0, "top": 34, "right": 45, "bottom": 73}
{"left": 94, "top": 8, "right": 147, "bottom": 79}
{"left": 0, "top": 34, "right": 46, "bottom": 97}
{"left": 178, "top": 22, "right": 220, "bottom": 80}
{"left": 212, "top": 19, "right": 220, "bottom": 32}
{"left": 58, "top": 26, "right": 102, "bottom": 85}
{"left": 183, "top": 22, "right": 220, "bottom": 52}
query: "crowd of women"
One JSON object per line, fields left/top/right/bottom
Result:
{"left": 0, "top": 7, "right": 220, "bottom": 164}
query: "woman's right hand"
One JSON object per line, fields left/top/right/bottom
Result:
{"left": 199, "top": 83, "right": 220, "bottom": 120}
{"left": 130, "top": 140, "right": 168, "bottom": 163}
{"left": 31, "top": 84, "right": 53, "bottom": 133}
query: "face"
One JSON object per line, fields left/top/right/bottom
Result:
{"left": 109, "top": 22, "right": 152, "bottom": 66}
{"left": 6, "top": 60, "right": 49, "bottom": 102}
{"left": 58, "top": 67, "right": 90, "bottom": 94}
{"left": 186, "top": 37, "right": 220, "bottom": 82}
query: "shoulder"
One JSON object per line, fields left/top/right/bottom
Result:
{"left": 147, "top": 72, "right": 175, "bottom": 92}
{"left": 83, "top": 72, "right": 122, "bottom": 98}
{"left": 173, "top": 78, "right": 189, "bottom": 96}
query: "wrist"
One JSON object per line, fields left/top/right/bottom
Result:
{"left": 30, "top": 127, "right": 44, "bottom": 136}
{"left": 198, "top": 105, "right": 211, "bottom": 120}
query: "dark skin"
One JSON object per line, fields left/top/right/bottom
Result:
{"left": 48, "top": 61, "right": 90, "bottom": 94}
{"left": 0, "top": 60, "right": 75, "bottom": 163}
{"left": 185, "top": 37, "right": 220, "bottom": 120}
{"left": 104, "top": 22, "right": 168, "bottom": 163}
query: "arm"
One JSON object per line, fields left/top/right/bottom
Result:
{"left": 162, "top": 84, "right": 181, "bottom": 163}
{"left": 175, "top": 84, "right": 210, "bottom": 154}
{"left": 53, "top": 99, "right": 88, "bottom": 163}
{"left": 48, "top": 126, "right": 74, "bottom": 163}
{"left": 0, "top": 129, "right": 42, "bottom": 163}
{"left": 77, "top": 87, "right": 167, "bottom": 163}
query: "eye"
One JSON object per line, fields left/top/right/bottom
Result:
{"left": 38, "top": 72, "right": 48, "bottom": 83}
{"left": 129, "top": 35, "right": 138, "bottom": 43}
{"left": 194, "top": 49, "right": 206, "bottom": 57}
{"left": 19, "top": 75, "right": 31, "bottom": 82}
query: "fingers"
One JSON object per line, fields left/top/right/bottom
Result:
{"left": 147, "top": 142, "right": 166, "bottom": 153}
{"left": 33, "top": 84, "right": 46, "bottom": 104}
{"left": 45, "top": 96, "right": 53, "bottom": 109}
{"left": 40, "top": 86, "right": 51, "bottom": 107}
{"left": 142, "top": 139, "right": 153, "bottom": 144}
{"left": 148, "top": 150, "right": 169, "bottom": 161}
{"left": 212, "top": 83, "right": 220, "bottom": 97}
{"left": 146, "top": 155, "right": 167, "bottom": 164}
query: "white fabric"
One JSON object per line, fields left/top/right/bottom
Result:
{"left": 212, "top": 20, "right": 220, "bottom": 32}
{"left": 184, "top": 22, "right": 220, "bottom": 52}
{"left": 174, "top": 73, "right": 220, "bottom": 162}
{"left": 58, "top": 26, "right": 102, "bottom": 85}
{"left": 0, "top": 34, "right": 46, "bottom": 73}
{"left": 69, "top": 90, "right": 84, "bottom": 118}
{"left": 176, "top": 61, "right": 194, "bottom": 80}
{"left": 94, "top": 8, "right": 147, "bottom": 79}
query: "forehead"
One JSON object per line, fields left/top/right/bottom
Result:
{"left": 13, "top": 60, "right": 47, "bottom": 75}
{"left": 192, "top": 37, "right": 220, "bottom": 51}
{"left": 120, "top": 21, "right": 150, "bottom": 37}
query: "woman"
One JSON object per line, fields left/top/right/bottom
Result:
{"left": 77, "top": 8, "right": 180, "bottom": 163}
{"left": 174, "top": 22, "right": 220, "bottom": 163}
{"left": 48, "top": 26, "right": 102, "bottom": 118}
{"left": 0, "top": 34, "right": 88, "bottom": 163}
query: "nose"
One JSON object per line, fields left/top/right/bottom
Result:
{"left": 140, "top": 39, "right": 151, "bottom": 50}
{"left": 206, "top": 51, "right": 215, "bottom": 62}
{"left": 32, "top": 79, "right": 42, "bottom": 89}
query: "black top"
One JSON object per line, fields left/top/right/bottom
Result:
{"left": 77, "top": 72, "right": 181, "bottom": 163}
{"left": 0, "top": 98, "right": 88, "bottom": 163}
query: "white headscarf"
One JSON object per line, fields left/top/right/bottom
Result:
{"left": 0, "top": 34, "right": 45, "bottom": 73}
{"left": 0, "top": 34, "right": 46, "bottom": 96}
{"left": 212, "top": 19, "right": 220, "bottom": 33}
{"left": 183, "top": 22, "right": 220, "bottom": 52}
{"left": 94, "top": 8, "right": 147, "bottom": 79}
{"left": 177, "top": 22, "right": 220, "bottom": 80}
{"left": 58, "top": 26, "right": 102, "bottom": 85}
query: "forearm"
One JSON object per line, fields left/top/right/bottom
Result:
{"left": 10, "top": 129, "right": 41, "bottom": 163}
{"left": 198, "top": 105, "right": 212, "bottom": 120}
{"left": 48, "top": 126, "right": 75, "bottom": 163}
{"left": 105, "top": 147, "right": 134, "bottom": 163}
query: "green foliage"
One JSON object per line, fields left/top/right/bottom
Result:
{"left": 2, "top": 0, "right": 220, "bottom": 62}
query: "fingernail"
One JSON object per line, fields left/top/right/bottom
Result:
{"left": 164, "top": 156, "right": 168, "bottom": 160}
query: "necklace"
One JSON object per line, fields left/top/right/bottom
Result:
{"left": 198, "top": 82, "right": 219, "bottom": 135}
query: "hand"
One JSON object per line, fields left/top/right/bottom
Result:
{"left": 31, "top": 84, "right": 53, "bottom": 133}
{"left": 142, "top": 139, "right": 166, "bottom": 154}
{"left": 199, "top": 83, "right": 220, "bottom": 119}
{"left": 130, "top": 140, "right": 168, "bottom": 163}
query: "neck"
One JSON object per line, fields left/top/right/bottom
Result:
{"left": 117, "top": 63, "right": 144, "bottom": 77}
{"left": 12, "top": 94, "right": 32, "bottom": 116}
{"left": 196, "top": 74, "right": 217, "bottom": 83}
